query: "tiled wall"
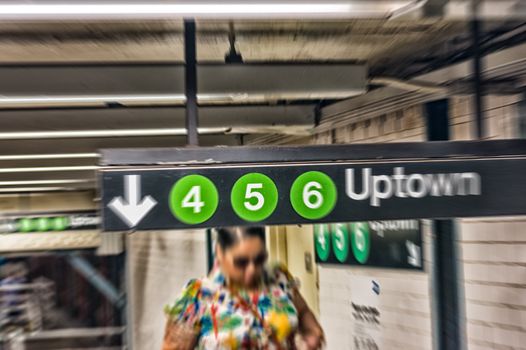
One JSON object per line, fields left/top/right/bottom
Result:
{"left": 128, "top": 229, "right": 208, "bottom": 350}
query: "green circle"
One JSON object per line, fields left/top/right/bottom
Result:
{"left": 331, "top": 223, "right": 350, "bottom": 263}
{"left": 230, "top": 173, "right": 278, "bottom": 222}
{"left": 36, "top": 217, "right": 50, "bottom": 232}
{"left": 314, "top": 224, "right": 331, "bottom": 262}
{"left": 52, "top": 217, "right": 69, "bottom": 231}
{"left": 18, "top": 218, "right": 34, "bottom": 232}
{"left": 351, "top": 222, "right": 370, "bottom": 264}
{"left": 290, "top": 171, "right": 337, "bottom": 220}
{"left": 169, "top": 175, "right": 219, "bottom": 225}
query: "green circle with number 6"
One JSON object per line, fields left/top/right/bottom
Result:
{"left": 290, "top": 171, "right": 337, "bottom": 220}
{"left": 351, "top": 222, "right": 370, "bottom": 264}
{"left": 169, "top": 175, "right": 219, "bottom": 225}
{"left": 231, "top": 173, "right": 278, "bottom": 222}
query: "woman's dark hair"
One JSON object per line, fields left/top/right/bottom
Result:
{"left": 216, "top": 226, "right": 265, "bottom": 251}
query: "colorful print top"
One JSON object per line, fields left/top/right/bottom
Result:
{"left": 165, "top": 264, "right": 300, "bottom": 349}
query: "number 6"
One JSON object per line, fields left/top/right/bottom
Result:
{"left": 303, "top": 181, "right": 323, "bottom": 209}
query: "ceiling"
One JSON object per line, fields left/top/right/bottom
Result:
{"left": 0, "top": 13, "right": 524, "bottom": 194}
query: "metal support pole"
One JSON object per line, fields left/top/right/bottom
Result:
{"left": 425, "top": 99, "right": 465, "bottom": 350}
{"left": 471, "top": 1, "right": 484, "bottom": 139}
{"left": 66, "top": 253, "right": 125, "bottom": 309}
{"left": 184, "top": 19, "right": 199, "bottom": 146}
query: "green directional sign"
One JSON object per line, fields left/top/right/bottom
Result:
{"left": 231, "top": 173, "right": 278, "bottom": 222}
{"left": 351, "top": 222, "right": 370, "bottom": 264}
{"left": 331, "top": 223, "right": 350, "bottom": 263}
{"left": 169, "top": 175, "right": 219, "bottom": 225}
{"left": 314, "top": 220, "right": 423, "bottom": 270}
{"left": 314, "top": 224, "right": 331, "bottom": 262}
{"left": 2, "top": 212, "right": 98, "bottom": 234}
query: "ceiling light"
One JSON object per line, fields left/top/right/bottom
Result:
{"left": 0, "top": 166, "right": 98, "bottom": 173}
{"left": 0, "top": 94, "right": 186, "bottom": 107}
{"left": 0, "top": 153, "right": 99, "bottom": 161}
{"left": 0, "top": 128, "right": 228, "bottom": 140}
{"left": 0, "top": 187, "right": 78, "bottom": 193}
{"left": 0, "top": 179, "right": 93, "bottom": 186}
{"left": 0, "top": 2, "right": 416, "bottom": 20}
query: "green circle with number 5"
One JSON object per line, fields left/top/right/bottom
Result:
{"left": 231, "top": 173, "right": 278, "bottom": 222}
{"left": 331, "top": 223, "right": 350, "bottom": 263}
{"left": 290, "top": 171, "right": 337, "bottom": 220}
{"left": 169, "top": 175, "right": 219, "bottom": 225}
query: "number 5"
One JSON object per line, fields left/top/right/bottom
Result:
{"left": 245, "top": 183, "right": 264, "bottom": 211}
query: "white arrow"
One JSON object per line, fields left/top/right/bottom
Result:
{"left": 406, "top": 240, "right": 422, "bottom": 267}
{"left": 108, "top": 175, "right": 157, "bottom": 228}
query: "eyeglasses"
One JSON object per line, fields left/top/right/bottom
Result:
{"left": 233, "top": 252, "right": 268, "bottom": 270}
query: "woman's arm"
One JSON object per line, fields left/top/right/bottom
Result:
{"left": 292, "top": 289, "right": 325, "bottom": 350}
{"left": 161, "top": 318, "right": 198, "bottom": 350}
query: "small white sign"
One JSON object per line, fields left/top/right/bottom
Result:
{"left": 350, "top": 276, "right": 382, "bottom": 350}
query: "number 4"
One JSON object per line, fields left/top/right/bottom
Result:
{"left": 182, "top": 186, "right": 205, "bottom": 213}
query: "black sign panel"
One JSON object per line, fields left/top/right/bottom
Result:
{"left": 313, "top": 220, "right": 423, "bottom": 270}
{"left": 101, "top": 158, "right": 526, "bottom": 231}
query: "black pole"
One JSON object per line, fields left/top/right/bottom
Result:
{"left": 471, "top": 2, "right": 484, "bottom": 139}
{"left": 425, "top": 99, "right": 464, "bottom": 350}
{"left": 184, "top": 19, "right": 199, "bottom": 146}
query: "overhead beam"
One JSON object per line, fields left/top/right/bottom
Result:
{"left": 0, "top": 64, "right": 367, "bottom": 107}
{"left": 0, "top": 105, "right": 316, "bottom": 135}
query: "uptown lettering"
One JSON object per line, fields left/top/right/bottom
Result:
{"left": 346, "top": 167, "right": 481, "bottom": 207}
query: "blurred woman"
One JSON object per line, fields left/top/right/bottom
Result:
{"left": 162, "top": 226, "right": 324, "bottom": 349}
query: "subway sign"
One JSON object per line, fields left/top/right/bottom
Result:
{"left": 0, "top": 212, "right": 99, "bottom": 233}
{"left": 101, "top": 157, "right": 526, "bottom": 231}
{"left": 314, "top": 220, "right": 423, "bottom": 270}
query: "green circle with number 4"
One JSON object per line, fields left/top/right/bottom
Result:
{"left": 290, "top": 171, "right": 337, "bottom": 220}
{"left": 231, "top": 173, "right": 278, "bottom": 222}
{"left": 169, "top": 175, "right": 219, "bottom": 225}
{"left": 315, "top": 224, "right": 331, "bottom": 262}
{"left": 18, "top": 218, "right": 34, "bottom": 232}
{"left": 351, "top": 222, "right": 370, "bottom": 264}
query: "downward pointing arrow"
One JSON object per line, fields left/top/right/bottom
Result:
{"left": 108, "top": 175, "right": 157, "bottom": 228}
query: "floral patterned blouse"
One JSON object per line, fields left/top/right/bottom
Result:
{"left": 165, "top": 264, "right": 300, "bottom": 349}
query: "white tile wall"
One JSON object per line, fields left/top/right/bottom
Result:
{"left": 451, "top": 94, "right": 526, "bottom": 350}
{"left": 129, "top": 230, "right": 208, "bottom": 350}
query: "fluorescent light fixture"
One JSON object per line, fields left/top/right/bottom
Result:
{"left": 0, "top": 179, "right": 93, "bottom": 186}
{"left": 0, "top": 128, "right": 228, "bottom": 140}
{"left": 0, "top": 153, "right": 99, "bottom": 161}
{"left": 0, "top": 94, "right": 186, "bottom": 107}
{"left": 0, "top": 166, "right": 98, "bottom": 173}
{"left": 0, "top": 2, "right": 415, "bottom": 20}
{"left": 0, "top": 187, "right": 78, "bottom": 193}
